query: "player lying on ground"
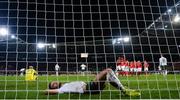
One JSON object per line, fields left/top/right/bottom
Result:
{"left": 45, "top": 68, "right": 140, "bottom": 96}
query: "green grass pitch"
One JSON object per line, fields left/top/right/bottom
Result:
{"left": 0, "top": 74, "right": 180, "bottom": 99}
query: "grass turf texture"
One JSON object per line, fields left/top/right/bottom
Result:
{"left": 0, "top": 74, "right": 180, "bottom": 99}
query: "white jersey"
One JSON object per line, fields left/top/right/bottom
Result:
{"left": 80, "top": 64, "right": 87, "bottom": 70}
{"left": 159, "top": 57, "right": 167, "bottom": 66}
{"left": 58, "top": 81, "right": 86, "bottom": 93}
{"left": 55, "top": 64, "right": 60, "bottom": 71}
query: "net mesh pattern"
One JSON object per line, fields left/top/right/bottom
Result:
{"left": 0, "top": 0, "right": 179, "bottom": 99}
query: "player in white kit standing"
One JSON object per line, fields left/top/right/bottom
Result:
{"left": 80, "top": 64, "right": 87, "bottom": 76}
{"left": 55, "top": 64, "right": 60, "bottom": 76}
{"left": 159, "top": 55, "right": 168, "bottom": 75}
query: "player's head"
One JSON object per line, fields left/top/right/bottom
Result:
{"left": 48, "top": 81, "right": 62, "bottom": 89}
{"left": 29, "top": 66, "right": 33, "bottom": 69}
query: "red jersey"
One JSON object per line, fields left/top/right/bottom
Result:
{"left": 136, "top": 61, "right": 142, "bottom": 68}
{"left": 144, "top": 61, "right": 149, "bottom": 68}
{"left": 124, "top": 61, "right": 129, "bottom": 66}
{"left": 120, "top": 61, "right": 125, "bottom": 66}
{"left": 116, "top": 59, "right": 121, "bottom": 66}
{"left": 129, "top": 62, "right": 135, "bottom": 68}
{"left": 117, "top": 57, "right": 126, "bottom": 66}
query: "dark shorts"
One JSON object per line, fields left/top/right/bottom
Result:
{"left": 161, "top": 65, "right": 167, "bottom": 70}
{"left": 84, "top": 81, "right": 105, "bottom": 94}
{"left": 81, "top": 69, "right": 86, "bottom": 72}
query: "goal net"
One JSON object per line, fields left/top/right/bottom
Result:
{"left": 0, "top": 0, "right": 180, "bottom": 99}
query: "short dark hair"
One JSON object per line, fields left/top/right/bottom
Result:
{"left": 48, "top": 82, "right": 53, "bottom": 89}
{"left": 48, "top": 82, "right": 61, "bottom": 89}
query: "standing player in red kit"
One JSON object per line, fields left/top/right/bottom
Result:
{"left": 116, "top": 57, "right": 121, "bottom": 70}
{"left": 129, "top": 61, "right": 135, "bottom": 76}
{"left": 136, "top": 61, "right": 142, "bottom": 76}
{"left": 116, "top": 56, "right": 126, "bottom": 76}
{"left": 143, "top": 60, "right": 149, "bottom": 75}
{"left": 124, "top": 60, "right": 129, "bottom": 76}
{"left": 116, "top": 57, "right": 122, "bottom": 76}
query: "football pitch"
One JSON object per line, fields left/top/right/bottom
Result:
{"left": 0, "top": 74, "right": 180, "bottom": 99}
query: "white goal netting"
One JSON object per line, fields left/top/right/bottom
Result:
{"left": 0, "top": 0, "right": 180, "bottom": 99}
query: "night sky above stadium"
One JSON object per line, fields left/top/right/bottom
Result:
{"left": 0, "top": 0, "right": 178, "bottom": 38}
{"left": 0, "top": 0, "right": 179, "bottom": 71}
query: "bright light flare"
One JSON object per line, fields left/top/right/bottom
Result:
{"left": 123, "top": 37, "right": 130, "bottom": 42}
{"left": 164, "top": 25, "right": 168, "bottom": 28}
{"left": 118, "top": 38, "right": 122, "bottom": 41}
{"left": 0, "top": 28, "right": 8, "bottom": 36}
{"left": 11, "top": 35, "right": 16, "bottom": 39}
{"left": 52, "top": 44, "right": 56, "bottom": 48}
{"left": 174, "top": 14, "right": 180, "bottom": 23}
{"left": 37, "top": 43, "right": 46, "bottom": 49}
{"left": 168, "top": 9, "right": 172, "bottom": 13}
{"left": 112, "top": 37, "right": 130, "bottom": 44}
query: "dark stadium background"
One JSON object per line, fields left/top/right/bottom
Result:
{"left": 0, "top": 0, "right": 179, "bottom": 72}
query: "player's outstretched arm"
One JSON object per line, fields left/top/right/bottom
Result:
{"left": 44, "top": 89, "right": 59, "bottom": 95}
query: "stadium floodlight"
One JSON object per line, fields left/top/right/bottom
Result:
{"left": 117, "top": 38, "right": 123, "bottom": 41}
{"left": 37, "top": 43, "right": 46, "bottom": 49}
{"left": 0, "top": 28, "right": 8, "bottom": 36}
{"left": 167, "top": 9, "right": 172, "bottom": 13}
{"left": 112, "top": 37, "right": 130, "bottom": 44}
{"left": 11, "top": 35, "right": 16, "bottom": 39}
{"left": 123, "top": 37, "right": 130, "bottom": 42}
{"left": 164, "top": 25, "right": 168, "bottom": 28}
{"left": 174, "top": 14, "right": 180, "bottom": 23}
{"left": 52, "top": 44, "right": 56, "bottom": 48}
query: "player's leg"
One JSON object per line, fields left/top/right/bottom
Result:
{"left": 20, "top": 71, "right": 23, "bottom": 76}
{"left": 124, "top": 67, "right": 127, "bottom": 76}
{"left": 163, "top": 65, "right": 167, "bottom": 75}
{"left": 91, "top": 68, "right": 140, "bottom": 96}
{"left": 125, "top": 66, "right": 129, "bottom": 76}
{"left": 137, "top": 68, "right": 141, "bottom": 76}
{"left": 85, "top": 68, "right": 110, "bottom": 93}
{"left": 144, "top": 67, "right": 148, "bottom": 75}
{"left": 130, "top": 68, "right": 134, "bottom": 76}
{"left": 165, "top": 65, "right": 168, "bottom": 75}
{"left": 93, "top": 68, "right": 125, "bottom": 90}
{"left": 161, "top": 65, "right": 166, "bottom": 75}
{"left": 145, "top": 68, "right": 148, "bottom": 75}
{"left": 115, "top": 66, "right": 120, "bottom": 76}
{"left": 121, "top": 66, "right": 125, "bottom": 76}
{"left": 56, "top": 70, "right": 58, "bottom": 76}
{"left": 133, "top": 68, "right": 136, "bottom": 76}
{"left": 158, "top": 66, "right": 162, "bottom": 74}
{"left": 106, "top": 68, "right": 140, "bottom": 96}
{"left": 82, "top": 69, "right": 85, "bottom": 76}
